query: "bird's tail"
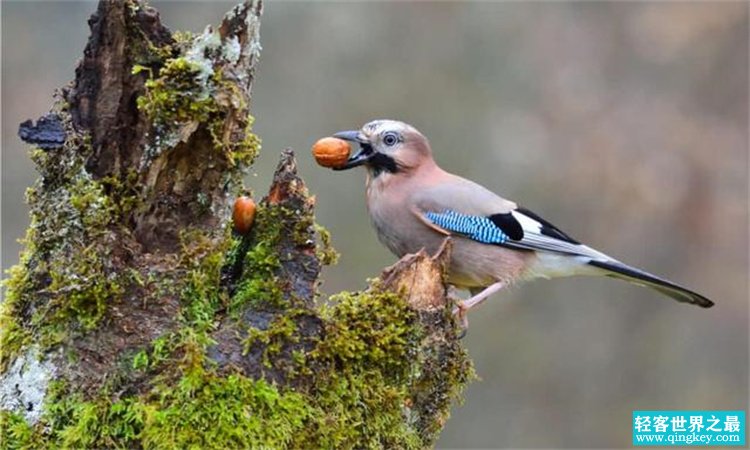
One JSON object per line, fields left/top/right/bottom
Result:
{"left": 588, "top": 260, "right": 714, "bottom": 308}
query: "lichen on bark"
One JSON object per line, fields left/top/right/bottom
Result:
{"left": 1, "top": 1, "right": 474, "bottom": 448}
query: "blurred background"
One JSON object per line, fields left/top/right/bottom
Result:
{"left": 2, "top": 1, "right": 747, "bottom": 448}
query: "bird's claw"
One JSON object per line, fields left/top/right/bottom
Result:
{"left": 451, "top": 300, "right": 469, "bottom": 339}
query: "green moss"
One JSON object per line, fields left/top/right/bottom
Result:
{"left": 3, "top": 131, "right": 468, "bottom": 450}
{"left": 3, "top": 372, "right": 315, "bottom": 450}
{"left": 0, "top": 252, "right": 33, "bottom": 371}
{"left": 3, "top": 267, "right": 470, "bottom": 449}
{"left": 135, "top": 36, "right": 261, "bottom": 170}
{"left": 0, "top": 410, "right": 37, "bottom": 450}
{"left": 223, "top": 113, "right": 262, "bottom": 168}
{"left": 100, "top": 169, "right": 141, "bottom": 217}
{"left": 3, "top": 10, "right": 470, "bottom": 446}
{"left": 229, "top": 205, "right": 285, "bottom": 313}
{"left": 315, "top": 290, "right": 419, "bottom": 377}
{"left": 137, "top": 57, "right": 217, "bottom": 126}
{"left": 298, "top": 290, "right": 426, "bottom": 448}
{"left": 227, "top": 199, "right": 332, "bottom": 313}
{"left": 42, "top": 245, "right": 124, "bottom": 337}
{"left": 228, "top": 288, "right": 462, "bottom": 448}
{"left": 172, "top": 30, "right": 194, "bottom": 45}
{"left": 0, "top": 132, "right": 139, "bottom": 368}
{"left": 20, "top": 380, "right": 146, "bottom": 449}
{"left": 313, "top": 223, "right": 339, "bottom": 266}
{"left": 68, "top": 177, "right": 115, "bottom": 229}
{"left": 1, "top": 160, "right": 126, "bottom": 366}
{"left": 302, "top": 371, "right": 423, "bottom": 449}
{"left": 131, "top": 350, "right": 149, "bottom": 371}
{"left": 242, "top": 311, "right": 303, "bottom": 370}
{"left": 142, "top": 372, "right": 311, "bottom": 449}
{"left": 0, "top": 316, "right": 29, "bottom": 373}
{"left": 178, "top": 228, "right": 231, "bottom": 333}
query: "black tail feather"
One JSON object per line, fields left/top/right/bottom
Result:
{"left": 588, "top": 260, "right": 714, "bottom": 308}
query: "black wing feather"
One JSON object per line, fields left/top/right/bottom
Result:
{"left": 515, "top": 206, "right": 580, "bottom": 244}
{"left": 488, "top": 213, "right": 524, "bottom": 240}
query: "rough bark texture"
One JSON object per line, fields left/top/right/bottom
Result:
{"left": 0, "top": 1, "right": 472, "bottom": 448}
{"left": 67, "top": 0, "right": 173, "bottom": 179}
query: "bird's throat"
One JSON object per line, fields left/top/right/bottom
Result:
{"left": 367, "top": 153, "right": 400, "bottom": 178}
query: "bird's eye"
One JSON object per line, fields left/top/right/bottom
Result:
{"left": 382, "top": 132, "right": 399, "bottom": 147}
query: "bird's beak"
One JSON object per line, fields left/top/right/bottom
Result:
{"left": 332, "top": 130, "right": 373, "bottom": 170}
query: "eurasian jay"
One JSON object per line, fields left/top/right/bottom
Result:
{"left": 331, "top": 120, "right": 714, "bottom": 323}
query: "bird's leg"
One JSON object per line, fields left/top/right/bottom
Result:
{"left": 446, "top": 285, "right": 463, "bottom": 303}
{"left": 451, "top": 281, "right": 506, "bottom": 333}
{"left": 463, "top": 281, "right": 506, "bottom": 310}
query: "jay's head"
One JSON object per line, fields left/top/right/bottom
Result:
{"left": 333, "top": 120, "right": 432, "bottom": 176}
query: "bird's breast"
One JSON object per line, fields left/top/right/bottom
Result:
{"left": 366, "top": 191, "right": 536, "bottom": 289}
{"left": 366, "top": 181, "right": 440, "bottom": 258}
{"left": 368, "top": 201, "right": 433, "bottom": 258}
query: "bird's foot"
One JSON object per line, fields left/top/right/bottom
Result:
{"left": 447, "top": 288, "right": 469, "bottom": 338}
{"left": 450, "top": 281, "right": 507, "bottom": 339}
{"left": 452, "top": 301, "right": 470, "bottom": 339}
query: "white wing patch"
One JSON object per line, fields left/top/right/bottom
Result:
{"left": 507, "top": 209, "right": 617, "bottom": 279}
{"left": 511, "top": 210, "right": 542, "bottom": 234}
{"left": 508, "top": 209, "right": 611, "bottom": 261}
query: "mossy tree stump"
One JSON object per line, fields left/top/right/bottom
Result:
{"left": 0, "top": 1, "right": 473, "bottom": 448}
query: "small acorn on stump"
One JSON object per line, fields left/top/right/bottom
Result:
{"left": 233, "top": 195, "right": 256, "bottom": 234}
{"left": 312, "top": 137, "right": 351, "bottom": 169}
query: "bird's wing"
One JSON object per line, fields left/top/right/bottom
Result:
{"left": 413, "top": 179, "right": 606, "bottom": 260}
{"left": 412, "top": 176, "right": 714, "bottom": 307}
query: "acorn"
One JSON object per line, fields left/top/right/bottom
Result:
{"left": 232, "top": 195, "right": 256, "bottom": 234}
{"left": 312, "top": 137, "right": 351, "bottom": 169}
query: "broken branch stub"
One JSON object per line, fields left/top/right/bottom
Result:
{"left": 380, "top": 238, "right": 453, "bottom": 312}
{"left": 210, "top": 150, "right": 324, "bottom": 384}
{"left": 262, "top": 149, "right": 321, "bottom": 305}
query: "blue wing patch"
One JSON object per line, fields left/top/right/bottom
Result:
{"left": 424, "top": 210, "right": 509, "bottom": 244}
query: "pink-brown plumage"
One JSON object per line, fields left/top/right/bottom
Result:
{"left": 365, "top": 154, "right": 533, "bottom": 289}
{"left": 330, "top": 119, "right": 713, "bottom": 318}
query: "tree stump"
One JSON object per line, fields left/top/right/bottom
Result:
{"left": 0, "top": 1, "right": 473, "bottom": 448}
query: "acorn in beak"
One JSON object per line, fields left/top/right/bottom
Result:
{"left": 332, "top": 130, "right": 374, "bottom": 170}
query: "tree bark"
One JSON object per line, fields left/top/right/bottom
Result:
{"left": 0, "top": 2, "right": 472, "bottom": 448}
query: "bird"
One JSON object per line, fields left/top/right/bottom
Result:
{"left": 331, "top": 119, "right": 714, "bottom": 326}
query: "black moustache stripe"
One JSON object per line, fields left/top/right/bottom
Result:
{"left": 368, "top": 153, "right": 399, "bottom": 177}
